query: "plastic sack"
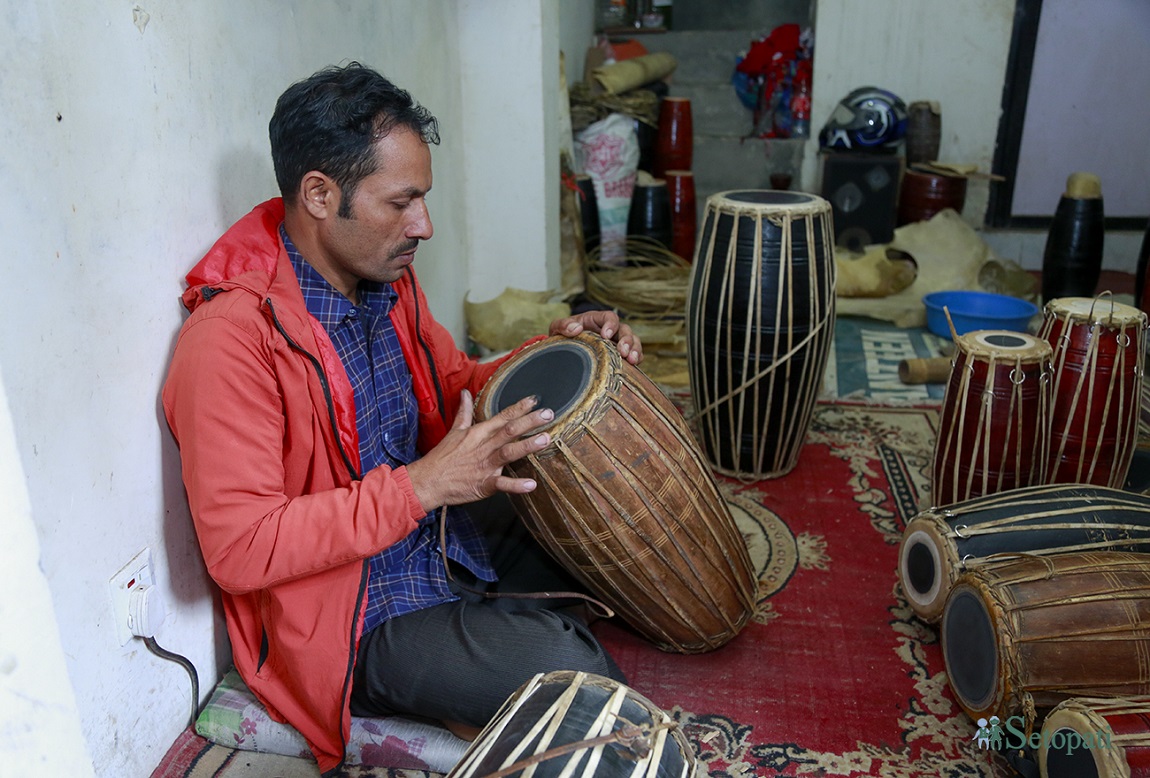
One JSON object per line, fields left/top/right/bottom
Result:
{"left": 574, "top": 113, "right": 639, "bottom": 266}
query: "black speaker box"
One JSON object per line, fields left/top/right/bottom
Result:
{"left": 819, "top": 152, "right": 904, "bottom": 252}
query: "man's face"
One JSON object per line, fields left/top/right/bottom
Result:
{"left": 318, "top": 126, "right": 434, "bottom": 291}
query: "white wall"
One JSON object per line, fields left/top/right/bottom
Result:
{"left": 458, "top": 0, "right": 560, "bottom": 303}
{"left": 0, "top": 2, "right": 551, "bottom": 775}
{"left": 809, "top": 0, "right": 1145, "bottom": 274}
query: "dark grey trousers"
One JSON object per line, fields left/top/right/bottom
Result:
{"left": 349, "top": 496, "right": 625, "bottom": 727}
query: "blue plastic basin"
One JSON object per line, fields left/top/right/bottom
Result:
{"left": 922, "top": 290, "right": 1038, "bottom": 338}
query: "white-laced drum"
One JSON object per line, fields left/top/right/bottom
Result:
{"left": 1040, "top": 296, "right": 1148, "bottom": 487}
{"left": 898, "top": 484, "right": 1150, "bottom": 622}
{"left": 447, "top": 671, "right": 699, "bottom": 778}
{"left": 686, "top": 190, "right": 835, "bottom": 479}
{"left": 1039, "top": 696, "right": 1150, "bottom": 778}
{"left": 931, "top": 331, "right": 1052, "bottom": 507}
{"left": 941, "top": 551, "right": 1150, "bottom": 727}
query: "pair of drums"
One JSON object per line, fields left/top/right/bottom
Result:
{"left": 931, "top": 297, "right": 1147, "bottom": 506}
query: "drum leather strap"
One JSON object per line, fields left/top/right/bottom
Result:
{"left": 435, "top": 506, "right": 616, "bottom": 620}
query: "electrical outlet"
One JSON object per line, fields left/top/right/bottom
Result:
{"left": 109, "top": 548, "right": 155, "bottom": 646}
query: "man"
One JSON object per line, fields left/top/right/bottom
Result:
{"left": 163, "top": 62, "right": 642, "bottom": 774}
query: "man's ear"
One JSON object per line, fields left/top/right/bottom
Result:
{"left": 298, "top": 171, "right": 341, "bottom": 219}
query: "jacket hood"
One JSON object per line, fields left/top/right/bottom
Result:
{"left": 182, "top": 198, "right": 286, "bottom": 313}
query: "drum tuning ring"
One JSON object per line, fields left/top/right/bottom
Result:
{"left": 953, "top": 524, "right": 969, "bottom": 538}
{"left": 1117, "top": 332, "right": 1132, "bottom": 348}
{"left": 1009, "top": 368, "right": 1025, "bottom": 385}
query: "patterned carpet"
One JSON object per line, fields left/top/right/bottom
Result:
{"left": 594, "top": 401, "right": 1015, "bottom": 777}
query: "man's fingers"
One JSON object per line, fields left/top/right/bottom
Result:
{"left": 453, "top": 389, "right": 474, "bottom": 430}
{"left": 502, "top": 406, "right": 554, "bottom": 439}
{"left": 491, "top": 474, "right": 538, "bottom": 494}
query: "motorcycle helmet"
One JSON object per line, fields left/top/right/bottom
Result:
{"left": 819, "top": 87, "right": 908, "bottom": 151}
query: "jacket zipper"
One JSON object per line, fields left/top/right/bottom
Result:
{"left": 406, "top": 267, "right": 448, "bottom": 429}
{"left": 266, "top": 296, "right": 368, "bottom": 765}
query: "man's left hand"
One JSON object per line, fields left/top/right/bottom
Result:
{"left": 549, "top": 310, "right": 643, "bottom": 365}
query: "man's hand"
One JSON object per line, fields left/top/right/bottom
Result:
{"left": 405, "top": 390, "right": 553, "bottom": 510}
{"left": 549, "top": 310, "right": 644, "bottom": 365}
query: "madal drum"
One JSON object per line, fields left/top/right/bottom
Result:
{"left": 686, "top": 190, "right": 836, "bottom": 479}
{"left": 475, "top": 334, "right": 756, "bottom": 653}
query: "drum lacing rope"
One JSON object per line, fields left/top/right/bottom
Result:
{"left": 477, "top": 717, "right": 679, "bottom": 778}
{"left": 436, "top": 505, "right": 616, "bottom": 619}
{"left": 693, "top": 320, "right": 829, "bottom": 418}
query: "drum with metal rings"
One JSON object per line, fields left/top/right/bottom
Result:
{"left": 899, "top": 484, "right": 1150, "bottom": 623}
{"left": 931, "top": 330, "right": 1052, "bottom": 507}
{"left": 1040, "top": 296, "right": 1148, "bottom": 487}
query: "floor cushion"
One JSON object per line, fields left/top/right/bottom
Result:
{"left": 195, "top": 668, "right": 468, "bottom": 773}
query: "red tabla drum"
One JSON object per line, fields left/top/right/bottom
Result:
{"left": 1040, "top": 296, "right": 1147, "bottom": 487}
{"left": 931, "top": 330, "right": 1052, "bottom": 507}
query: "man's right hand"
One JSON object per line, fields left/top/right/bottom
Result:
{"left": 404, "top": 389, "right": 553, "bottom": 510}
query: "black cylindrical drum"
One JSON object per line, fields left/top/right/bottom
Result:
{"left": 686, "top": 190, "right": 837, "bottom": 479}
{"left": 627, "top": 179, "right": 672, "bottom": 250}
{"left": 1042, "top": 172, "right": 1105, "bottom": 303}
{"left": 576, "top": 174, "right": 600, "bottom": 254}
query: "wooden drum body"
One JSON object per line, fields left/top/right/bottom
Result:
{"left": 931, "top": 331, "right": 1052, "bottom": 507}
{"left": 941, "top": 551, "right": 1150, "bottom": 725}
{"left": 1040, "top": 297, "right": 1147, "bottom": 487}
{"left": 899, "top": 484, "right": 1150, "bottom": 623}
{"left": 448, "top": 671, "right": 698, "bottom": 778}
{"left": 686, "top": 190, "right": 836, "bottom": 479}
{"left": 1040, "top": 696, "right": 1150, "bottom": 778}
{"left": 476, "top": 334, "right": 756, "bottom": 653}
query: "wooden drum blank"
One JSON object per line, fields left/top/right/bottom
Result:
{"left": 476, "top": 334, "right": 757, "bottom": 653}
{"left": 686, "top": 190, "right": 836, "bottom": 479}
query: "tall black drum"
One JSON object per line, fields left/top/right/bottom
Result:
{"left": 686, "top": 190, "right": 836, "bottom": 479}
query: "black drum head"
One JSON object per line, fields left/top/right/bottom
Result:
{"left": 943, "top": 587, "right": 999, "bottom": 712}
{"left": 488, "top": 341, "right": 593, "bottom": 423}
{"left": 904, "top": 540, "right": 936, "bottom": 598}
{"left": 1044, "top": 728, "right": 1100, "bottom": 778}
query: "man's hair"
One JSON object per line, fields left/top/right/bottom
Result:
{"left": 269, "top": 62, "right": 440, "bottom": 216}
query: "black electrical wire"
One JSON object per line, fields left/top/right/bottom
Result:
{"left": 144, "top": 636, "right": 200, "bottom": 730}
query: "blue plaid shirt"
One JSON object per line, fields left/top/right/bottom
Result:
{"left": 282, "top": 227, "right": 494, "bottom": 633}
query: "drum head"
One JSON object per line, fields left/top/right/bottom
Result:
{"left": 899, "top": 528, "right": 943, "bottom": 612}
{"left": 1042, "top": 726, "right": 1102, "bottom": 778}
{"left": 1045, "top": 296, "right": 1147, "bottom": 326}
{"left": 709, "top": 189, "right": 829, "bottom": 214}
{"left": 958, "top": 330, "right": 1050, "bottom": 360}
{"left": 483, "top": 340, "right": 594, "bottom": 430}
{"left": 942, "top": 584, "right": 1000, "bottom": 714}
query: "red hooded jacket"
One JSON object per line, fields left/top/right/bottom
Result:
{"left": 162, "top": 198, "right": 536, "bottom": 773}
